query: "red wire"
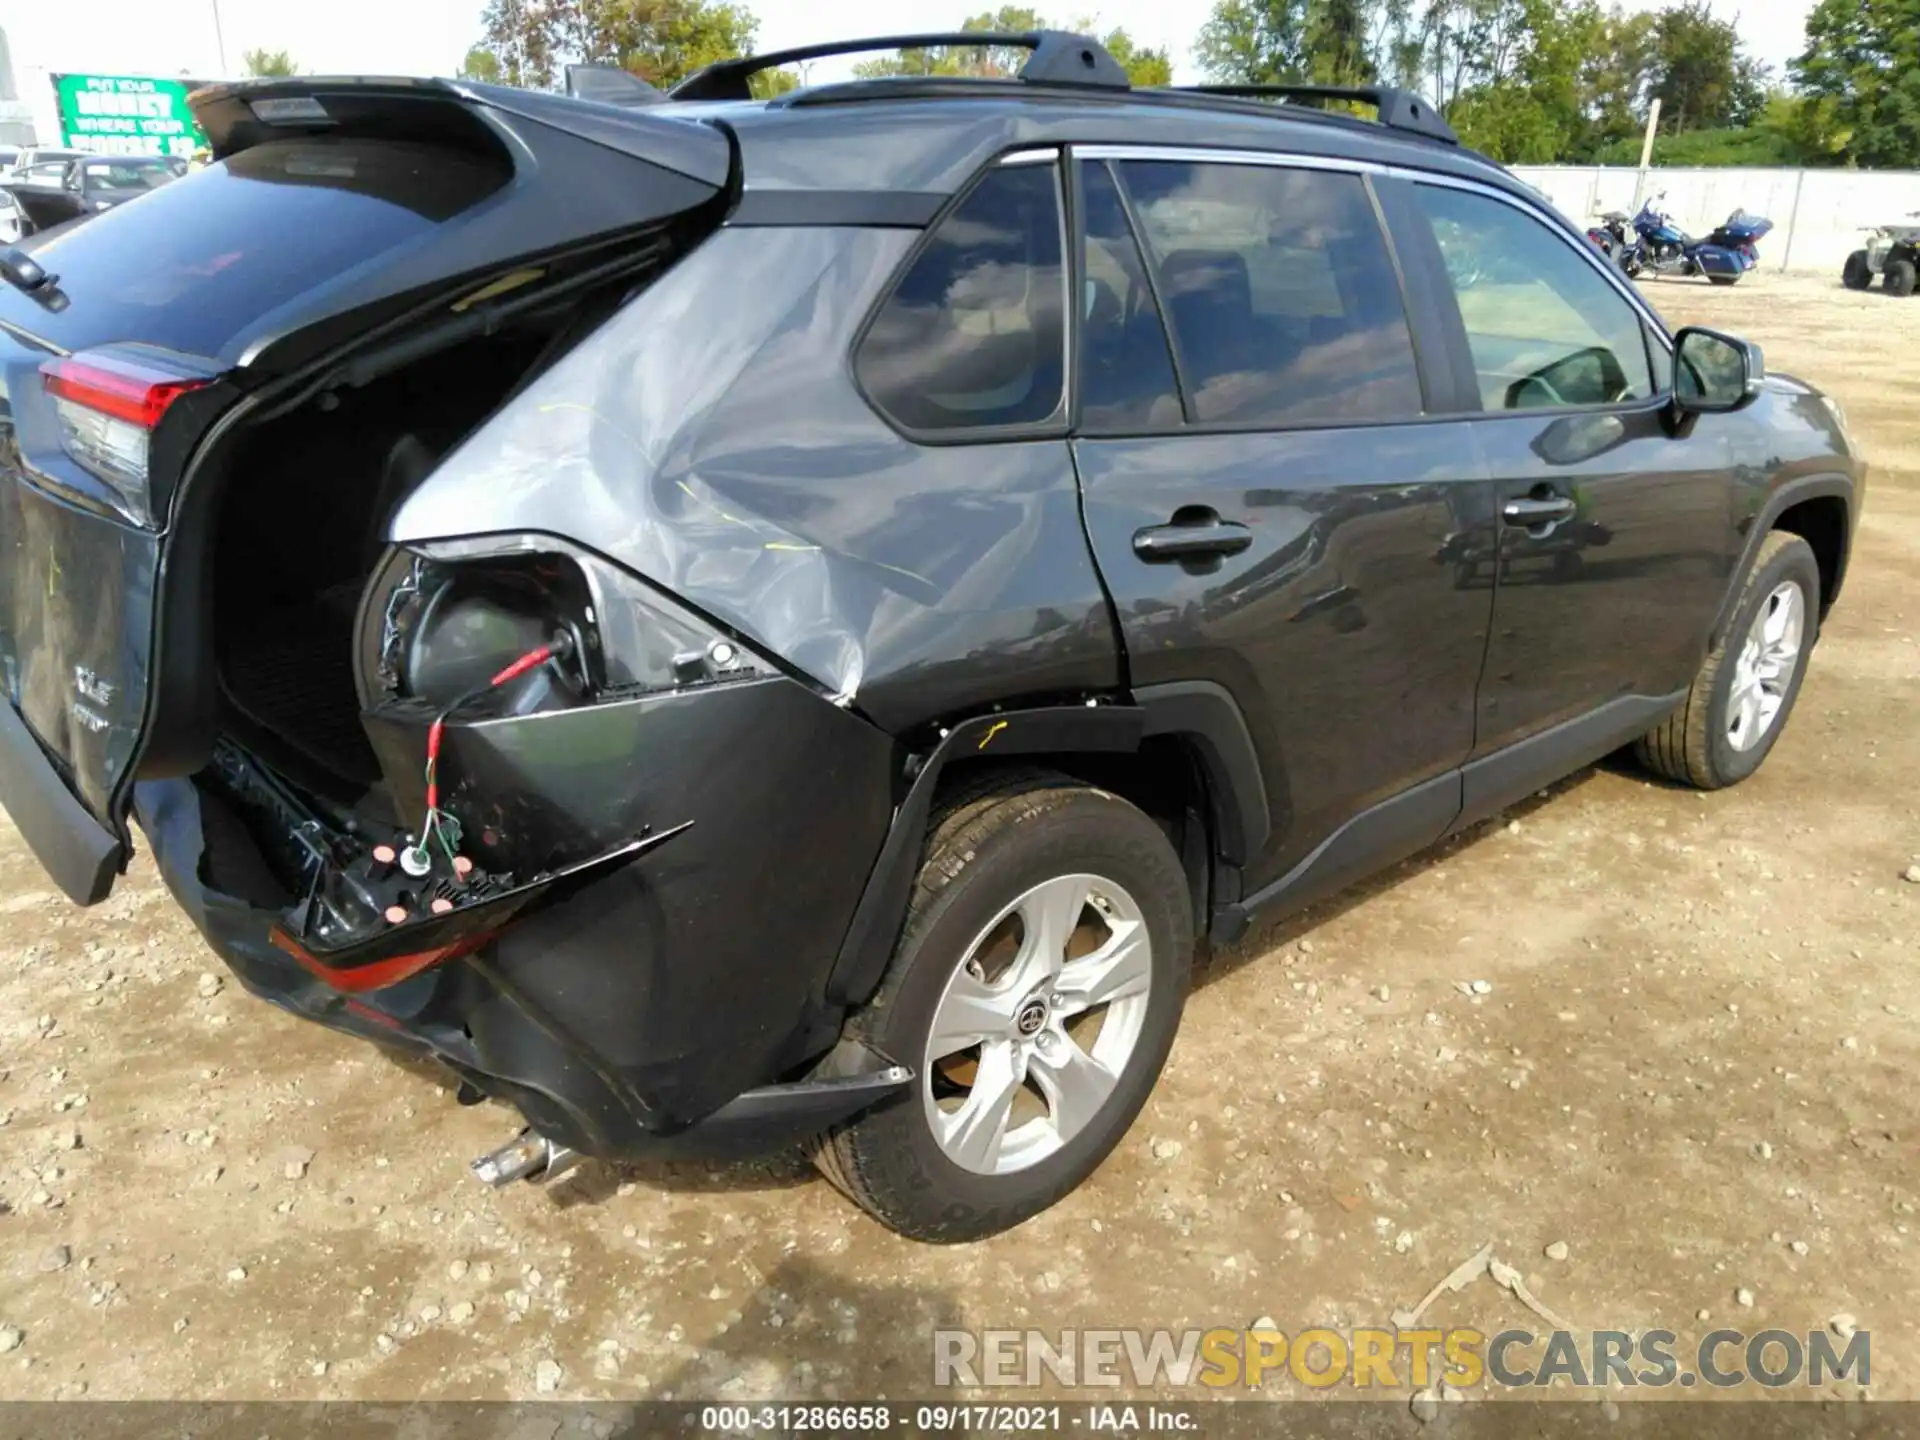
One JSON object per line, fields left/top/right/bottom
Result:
{"left": 425, "top": 717, "right": 445, "bottom": 811}
{"left": 488, "top": 643, "right": 554, "bottom": 688}
{"left": 423, "top": 643, "right": 552, "bottom": 819}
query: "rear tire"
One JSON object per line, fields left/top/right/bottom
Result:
{"left": 1709, "top": 274, "right": 1740, "bottom": 287}
{"left": 1843, "top": 250, "right": 1874, "bottom": 291}
{"left": 1886, "top": 258, "right": 1918, "bottom": 298}
{"left": 1634, "top": 531, "right": 1820, "bottom": 790}
{"left": 816, "top": 771, "right": 1193, "bottom": 1242}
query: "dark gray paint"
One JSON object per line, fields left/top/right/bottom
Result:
{"left": 1075, "top": 421, "right": 1495, "bottom": 893}
{"left": 391, "top": 225, "right": 1123, "bottom": 731}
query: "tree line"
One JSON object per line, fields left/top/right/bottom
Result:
{"left": 1191, "top": 0, "right": 1916, "bottom": 168}
{"left": 440, "top": 0, "right": 1917, "bottom": 168}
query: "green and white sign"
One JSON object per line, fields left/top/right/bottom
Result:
{"left": 53, "top": 74, "right": 209, "bottom": 159}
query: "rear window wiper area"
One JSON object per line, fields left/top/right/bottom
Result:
{"left": 0, "top": 246, "right": 68, "bottom": 313}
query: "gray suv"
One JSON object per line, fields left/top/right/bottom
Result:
{"left": 0, "top": 33, "right": 1863, "bottom": 1240}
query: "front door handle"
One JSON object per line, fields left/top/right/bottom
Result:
{"left": 1502, "top": 494, "right": 1578, "bottom": 527}
{"left": 1133, "top": 512, "right": 1253, "bottom": 562}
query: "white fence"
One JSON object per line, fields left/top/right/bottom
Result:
{"left": 1510, "top": 165, "right": 1920, "bottom": 277}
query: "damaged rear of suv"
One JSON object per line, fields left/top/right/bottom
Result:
{"left": 0, "top": 33, "right": 1862, "bottom": 1242}
{"left": 0, "top": 52, "right": 1148, "bottom": 1241}
{"left": 0, "top": 74, "right": 922, "bottom": 1184}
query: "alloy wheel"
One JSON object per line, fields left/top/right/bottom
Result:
{"left": 922, "top": 873, "right": 1154, "bottom": 1176}
{"left": 1727, "top": 581, "right": 1805, "bottom": 752}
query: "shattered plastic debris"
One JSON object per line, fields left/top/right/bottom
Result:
{"left": 1392, "top": 1240, "right": 1573, "bottom": 1332}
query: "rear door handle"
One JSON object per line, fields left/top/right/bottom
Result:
{"left": 1501, "top": 495, "right": 1577, "bottom": 526}
{"left": 1133, "top": 514, "right": 1253, "bottom": 561}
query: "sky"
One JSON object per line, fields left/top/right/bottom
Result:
{"left": 3, "top": 0, "right": 1818, "bottom": 143}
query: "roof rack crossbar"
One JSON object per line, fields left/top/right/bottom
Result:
{"left": 669, "top": 29, "right": 1131, "bottom": 101}
{"left": 1173, "top": 83, "right": 1457, "bottom": 145}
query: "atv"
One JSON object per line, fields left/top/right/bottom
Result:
{"left": 1844, "top": 216, "right": 1920, "bottom": 297}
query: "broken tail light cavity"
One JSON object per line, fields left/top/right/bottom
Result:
{"left": 254, "top": 542, "right": 743, "bottom": 994}
{"left": 249, "top": 538, "right": 760, "bottom": 993}
{"left": 359, "top": 538, "right": 770, "bottom": 718}
{"left": 40, "top": 349, "right": 212, "bottom": 527}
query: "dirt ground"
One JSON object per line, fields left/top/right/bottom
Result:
{"left": 0, "top": 271, "right": 1916, "bottom": 1408}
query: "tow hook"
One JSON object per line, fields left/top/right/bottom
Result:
{"left": 470, "top": 1129, "right": 581, "bottom": 1187}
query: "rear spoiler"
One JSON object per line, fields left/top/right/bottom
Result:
{"left": 187, "top": 75, "right": 728, "bottom": 188}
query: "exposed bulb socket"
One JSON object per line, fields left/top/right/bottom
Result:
{"left": 399, "top": 844, "right": 433, "bottom": 878}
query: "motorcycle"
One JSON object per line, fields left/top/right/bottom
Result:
{"left": 1586, "top": 210, "right": 1634, "bottom": 265}
{"left": 1620, "top": 194, "right": 1773, "bottom": 285}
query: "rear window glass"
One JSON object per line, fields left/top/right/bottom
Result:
{"left": 11, "top": 138, "right": 509, "bottom": 359}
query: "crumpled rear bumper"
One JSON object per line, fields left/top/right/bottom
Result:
{"left": 132, "top": 674, "right": 911, "bottom": 1160}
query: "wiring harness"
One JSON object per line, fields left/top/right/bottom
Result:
{"left": 402, "top": 634, "right": 576, "bottom": 881}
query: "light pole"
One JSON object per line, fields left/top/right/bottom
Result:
{"left": 211, "top": 0, "right": 229, "bottom": 75}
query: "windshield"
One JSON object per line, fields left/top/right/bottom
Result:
{"left": 82, "top": 160, "right": 175, "bottom": 192}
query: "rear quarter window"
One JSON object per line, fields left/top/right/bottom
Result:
{"left": 11, "top": 138, "right": 510, "bottom": 360}
{"left": 855, "top": 160, "right": 1068, "bottom": 437}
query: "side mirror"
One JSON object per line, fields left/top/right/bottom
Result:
{"left": 1673, "top": 326, "right": 1764, "bottom": 413}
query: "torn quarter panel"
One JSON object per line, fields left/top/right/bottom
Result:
{"left": 362, "top": 673, "right": 898, "bottom": 1125}
{"left": 389, "top": 225, "right": 1121, "bottom": 730}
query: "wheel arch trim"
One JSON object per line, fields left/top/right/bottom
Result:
{"left": 1710, "top": 474, "right": 1855, "bottom": 650}
{"left": 823, "top": 686, "right": 1269, "bottom": 1006}
{"left": 1133, "top": 680, "right": 1271, "bottom": 865}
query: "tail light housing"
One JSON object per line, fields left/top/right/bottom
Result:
{"left": 40, "top": 349, "right": 212, "bottom": 527}
{"left": 358, "top": 537, "right": 771, "bottom": 713}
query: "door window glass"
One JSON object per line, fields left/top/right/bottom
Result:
{"left": 1114, "top": 160, "right": 1423, "bottom": 427}
{"left": 1415, "top": 185, "right": 1655, "bottom": 412}
{"left": 856, "top": 161, "right": 1067, "bottom": 435}
{"left": 1078, "top": 160, "right": 1182, "bottom": 431}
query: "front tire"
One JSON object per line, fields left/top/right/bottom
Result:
{"left": 1634, "top": 531, "right": 1820, "bottom": 789}
{"left": 1843, "top": 250, "right": 1874, "bottom": 291}
{"left": 816, "top": 771, "right": 1193, "bottom": 1242}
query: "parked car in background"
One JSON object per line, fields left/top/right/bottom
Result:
{"left": 0, "top": 188, "right": 20, "bottom": 245}
{"left": 6, "top": 146, "right": 84, "bottom": 180}
{"left": 2, "top": 153, "right": 180, "bottom": 235}
{"left": 0, "top": 36, "right": 1865, "bottom": 1242}
{"left": 66, "top": 154, "right": 180, "bottom": 210}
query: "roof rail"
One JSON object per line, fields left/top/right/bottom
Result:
{"left": 1172, "top": 83, "right": 1457, "bottom": 144}
{"left": 669, "top": 29, "right": 1131, "bottom": 101}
